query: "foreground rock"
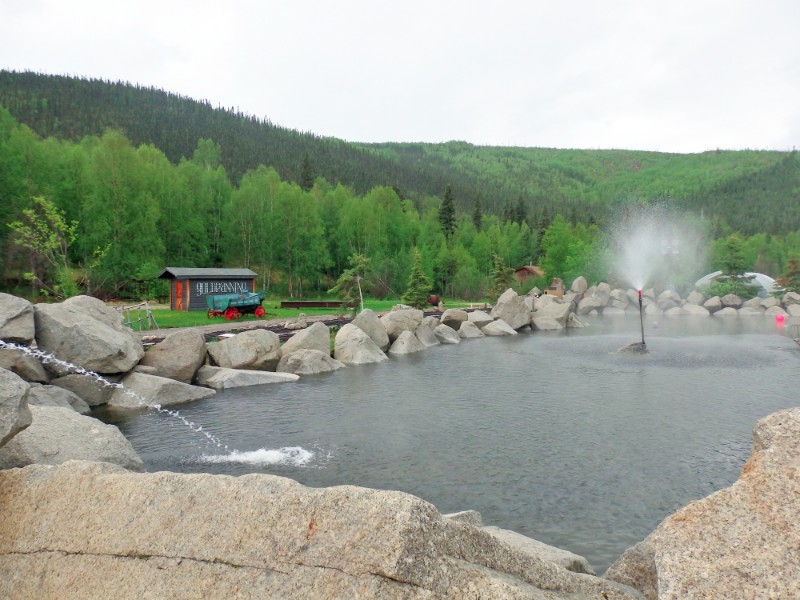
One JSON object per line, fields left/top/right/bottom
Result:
{"left": 0, "top": 460, "right": 642, "bottom": 599}
{"left": 27, "top": 384, "right": 91, "bottom": 414}
{"left": 482, "top": 526, "right": 595, "bottom": 575}
{"left": 33, "top": 295, "right": 144, "bottom": 374}
{"left": 0, "top": 369, "right": 32, "bottom": 447}
{"left": 604, "top": 407, "right": 800, "bottom": 600}
{"left": 0, "top": 348, "right": 49, "bottom": 383}
{"left": 136, "top": 328, "right": 206, "bottom": 383}
{"left": 107, "top": 372, "right": 215, "bottom": 409}
{"left": 0, "top": 407, "right": 143, "bottom": 471}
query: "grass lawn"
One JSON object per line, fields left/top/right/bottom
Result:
{"left": 125, "top": 298, "right": 478, "bottom": 331}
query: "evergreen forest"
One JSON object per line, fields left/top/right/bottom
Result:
{"left": 1, "top": 70, "right": 799, "bottom": 301}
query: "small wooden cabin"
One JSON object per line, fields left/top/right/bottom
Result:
{"left": 157, "top": 267, "right": 257, "bottom": 312}
{"left": 514, "top": 265, "right": 545, "bottom": 285}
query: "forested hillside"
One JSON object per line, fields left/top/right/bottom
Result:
{"left": 2, "top": 70, "right": 799, "bottom": 236}
{"left": 1, "top": 70, "right": 798, "bottom": 302}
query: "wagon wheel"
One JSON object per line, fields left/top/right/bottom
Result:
{"left": 254, "top": 306, "right": 266, "bottom": 319}
{"left": 223, "top": 307, "right": 240, "bottom": 321}
{"left": 207, "top": 308, "right": 214, "bottom": 319}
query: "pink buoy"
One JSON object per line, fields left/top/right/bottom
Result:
{"left": 776, "top": 314, "right": 785, "bottom": 324}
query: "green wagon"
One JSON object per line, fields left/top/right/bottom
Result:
{"left": 206, "top": 291, "right": 267, "bottom": 320}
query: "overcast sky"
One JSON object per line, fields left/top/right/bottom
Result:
{"left": 3, "top": 1, "right": 798, "bottom": 153}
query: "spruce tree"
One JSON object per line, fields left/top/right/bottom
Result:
{"left": 472, "top": 199, "right": 483, "bottom": 232}
{"left": 299, "top": 152, "right": 314, "bottom": 191}
{"left": 438, "top": 185, "right": 456, "bottom": 239}
{"left": 489, "top": 252, "right": 515, "bottom": 300}
{"left": 402, "top": 247, "right": 432, "bottom": 309}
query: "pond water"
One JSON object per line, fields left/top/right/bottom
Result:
{"left": 101, "top": 316, "right": 800, "bottom": 574}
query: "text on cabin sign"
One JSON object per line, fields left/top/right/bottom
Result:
{"left": 195, "top": 281, "right": 250, "bottom": 295}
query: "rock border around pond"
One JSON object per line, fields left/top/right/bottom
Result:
{"left": 2, "top": 286, "right": 799, "bottom": 598}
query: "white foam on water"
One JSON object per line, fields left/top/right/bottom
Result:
{"left": 201, "top": 446, "right": 315, "bottom": 467}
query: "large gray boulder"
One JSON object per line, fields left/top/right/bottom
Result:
{"left": 351, "top": 308, "right": 390, "bottom": 351}
{"left": 682, "top": 303, "right": 710, "bottom": 317}
{"left": 433, "top": 324, "right": 461, "bottom": 344}
{"left": 0, "top": 460, "right": 642, "bottom": 599}
{"left": 609, "top": 289, "right": 630, "bottom": 310}
{"left": 458, "top": 321, "right": 485, "bottom": 339}
{"left": 720, "top": 293, "right": 743, "bottom": 308}
{"left": 206, "top": 329, "right": 281, "bottom": 371}
{"left": 0, "top": 407, "right": 143, "bottom": 471}
{"left": 0, "top": 348, "right": 49, "bottom": 383}
{"left": 490, "top": 288, "right": 531, "bottom": 330}
{"left": 0, "top": 368, "right": 32, "bottom": 447}
{"left": 685, "top": 290, "right": 705, "bottom": 305}
{"left": 50, "top": 373, "right": 116, "bottom": 407}
{"left": 440, "top": 308, "right": 468, "bottom": 330}
{"left": 577, "top": 284, "right": 611, "bottom": 315}
{"left": 764, "top": 305, "right": 788, "bottom": 317}
{"left": 333, "top": 324, "right": 389, "bottom": 366}
{"left": 196, "top": 365, "right": 299, "bottom": 390}
{"left": 571, "top": 276, "right": 589, "bottom": 294}
{"left": 703, "top": 295, "right": 722, "bottom": 313}
{"left": 136, "top": 328, "right": 207, "bottom": 383}
{"left": 414, "top": 322, "right": 441, "bottom": 347}
{"left": 388, "top": 330, "right": 426, "bottom": 355}
{"left": 276, "top": 349, "right": 345, "bottom": 375}
{"left": 782, "top": 291, "right": 800, "bottom": 305}
{"left": 281, "top": 321, "right": 331, "bottom": 357}
{"left": 760, "top": 296, "right": 779, "bottom": 309}
{"left": 27, "top": 384, "right": 91, "bottom": 414}
{"left": 534, "top": 301, "right": 571, "bottom": 327}
{"left": 482, "top": 320, "right": 518, "bottom": 336}
{"left": 482, "top": 526, "right": 595, "bottom": 575}
{"left": 107, "top": 372, "right": 215, "bottom": 409}
{"left": 380, "top": 308, "right": 424, "bottom": 342}
{"left": 467, "top": 309, "right": 495, "bottom": 329}
{"left": 33, "top": 295, "right": 144, "bottom": 374}
{"left": 714, "top": 307, "right": 739, "bottom": 318}
{"left": 605, "top": 407, "right": 800, "bottom": 600}
{"left": 656, "top": 289, "right": 681, "bottom": 312}
{"left": 531, "top": 316, "right": 564, "bottom": 330}
{"left": 0, "top": 293, "right": 35, "bottom": 343}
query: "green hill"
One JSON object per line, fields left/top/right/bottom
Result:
{"left": 1, "top": 69, "right": 798, "bottom": 235}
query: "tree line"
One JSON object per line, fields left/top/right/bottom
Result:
{"left": 2, "top": 70, "right": 799, "bottom": 239}
{"left": 2, "top": 88, "right": 799, "bottom": 301}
